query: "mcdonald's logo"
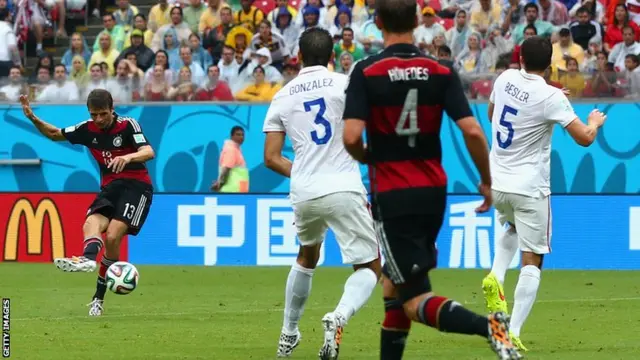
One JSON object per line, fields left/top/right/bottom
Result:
{"left": 4, "top": 198, "right": 65, "bottom": 261}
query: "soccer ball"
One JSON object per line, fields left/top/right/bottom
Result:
{"left": 106, "top": 261, "right": 139, "bottom": 295}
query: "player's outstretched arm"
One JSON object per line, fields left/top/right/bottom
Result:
{"left": 564, "top": 109, "right": 607, "bottom": 147}
{"left": 19, "top": 95, "right": 65, "bottom": 141}
{"left": 343, "top": 119, "right": 367, "bottom": 164}
{"left": 264, "top": 131, "right": 292, "bottom": 178}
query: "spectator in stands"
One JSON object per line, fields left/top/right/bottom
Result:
{"left": 114, "top": 0, "right": 138, "bottom": 31}
{"left": 253, "top": 47, "right": 283, "bottom": 82}
{"left": 337, "top": 51, "right": 354, "bottom": 74}
{"left": 455, "top": 32, "right": 487, "bottom": 76}
{"left": 333, "top": 27, "right": 364, "bottom": 68}
{"left": 106, "top": 59, "right": 139, "bottom": 103}
{"left": 94, "top": 14, "right": 126, "bottom": 52}
{"left": 162, "top": 28, "right": 182, "bottom": 69}
{"left": 124, "top": 15, "right": 154, "bottom": 48}
{"left": 329, "top": 5, "right": 355, "bottom": 38}
{"left": 235, "top": 65, "right": 279, "bottom": 101}
{"left": 30, "top": 54, "right": 54, "bottom": 83}
{"left": 623, "top": 53, "right": 640, "bottom": 96}
{"left": 481, "top": 25, "right": 512, "bottom": 71}
{"left": 82, "top": 63, "right": 107, "bottom": 99}
{"left": 359, "top": 0, "right": 375, "bottom": 22}
{"left": 118, "top": 30, "right": 155, "bottom": 71}
{"left": 626, "top": 0, "right": 640, "bottom": 26}
{"left": 88, "top": 32, "right": 121, "bottom": 75}
{"left": 184, "top": 0, "right": 205, "bottom": 34}
{"left": 189, "top": 33, "right": 214, "bottom": 69}
{"left": 437, "top": 44, "right": 452, "bottom": 60}
{"left": 414, "top": 7, "right": 445, "bottom": 51}
{"left": 273, "top": 7, "right": 300, "bottom": 54}
{"left": 99, "top": 62, "right": 110, "bottom": 79}
{"left": 251, "top": 20, "right": 289, "bottom": 67}
{"left": 124, "top": 53, "right": 146, "bottom": 77}
{"left": 470, "top": 0, "right": 502, "bottom": 36}
{"left": 21, "top": 0, "right": 47, "bottom": 55}
{"left": 581, "top": 35, "right": 602, "bottom": 72}
{"left": 199, "top": 0, "right": 231, "bottom": 37}
{"left": 558, "top": 57, "right": 585, "bottom": 97}
{"left": 439, "top": 0, "right": 476, "bottom": 18}
{"left": 145, "top": 50, "right": 175, "bottom": 84}
{"left": 604, "top": 4, "right": 639, "bottom": 52}
{"left": 294, "top": 1, "right": 327, "bottom": 30}
{"left": 202, "top": 6, "right": 234, "bottom": 61}
{"left": 429, "top": 31, "right": 447, "bottom": 57}
{"left": 69, "top": 55, "right": 90, "bottom": 88}
{"left": 168, "top": 66, "right": 197, "bottom": 100}
{"left": 569, "top": 0, "right": 603, "bottom": 22}
{"left": 445, "top": 10, "right": 472, "bottom": 58}
{"left": 152, "top": 6, "right": 193, "bottom": 52}
{"left": 570, "top": 6, "right": 604, "bottom": 49}
{"left": 510, "top": 24, "right": 537, "bottom": 67}
{"left": 62, "top": 33, "right": 92, "bottom": 74}
{"left": 552, "top": 27, "right": 584, "bottom": 70}
{"left": 234, "top": 0, "right": 265, "bottom": 32}
{"left": 218, "top": 45, "right": 241, "bottom": 91}
{"left": 0, "top": 66, "right": 27, "bottom": 101}
{"left": 196, "top": 64, "right": 234, "bottom": 100}
{"left": 470, "top": 58, "right": 509, "bottom": 99}
{"left": 32, "top": 66, "right": 51, "bottom": 98}
{"left": 149, "top": 0, "right": 172, "bottom": 32}
{"left": 512, "top": 3, "right": 555, "bottom": 45}
{"left": 0, "top": 8, "right": 19, "bottom": 77}
{"left": 500, "top": 0, "right": 526, "bottom": 34}
{"left": 36, "top": 64, "right": 80, "bottom": 102}
{"left": 608, "top": 25, "right": 640, "bottom": 70}
{"left": 538, "top": 0, "right": 570, "bottom": 26}
{"left": 586, "top": 51, "right": 617, "bottom": 96}
{"left": 225, "top": 25, "right": 253, "bottom": 57}
{"left": 329, "top": 0, "right": 365, "bottom": 27}
{"left": 144, "top": 64, "right": 172, "bottom": 100}
{"left": 177, "top": 45, "right": 206, "bottom": 85}
{"left": 357, "top": 10, "right": 383, "bottom": 55}
{"left": 267, "top": 0, "right": 297, "bottom": 25}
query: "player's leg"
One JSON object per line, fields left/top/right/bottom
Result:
{"left": 278, "top": 200, "right": 325, "bottom": 357}
{"left": 378, "top": 215, "right": 521, "bottom": 360}
{"left": 508, "top": 194, "right": 551, "bottom": 351}
{"left": 483, "top": 191, "right": 517, "bottom": 313}
{"left": 319, "top": 192, "right": 381, "bottom": 360}
{"left": 379, "top": 275, "right": 411, "bottom": 360}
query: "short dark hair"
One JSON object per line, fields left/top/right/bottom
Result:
{"left": 207, "top": 64, "right": 219, "bottom": 72}
{"left": 625, "top": 54, "right": 639, "bottom": 64}
{"left": 376, "top": 0, "right": 417, "bottom": 33}
{"left": 523, "top": 3, "right": 538, "bottom": 13}
{"left": 103, "top": 13, "right": 116, "bottom": 21}
{"left": 253, "top": 65, "right": 265, "bottom": 74}
{"left": 87, "top": 89, "right": 114, "bottom": 110}
{"left": 437, "top": 45, "right": 451, "bottom": 57}
{"left": 520, "top": 36, "right": 552, "bottom": 72}
{"left": 0, "top": 8, "right": 10, "bottom": 21}
{"left": 90, "top": 63, "right": 102, "bottom": 71}
{"left": 495, "top": 57, "right": 510, "bottom": 70}
{"left": 134, "top": 13, "right": 146, "bottom": 21}
{"left": 341, "top": 27, "right": 353, "bottom": 36}
{"left": 54, "top": 64, "right": 66, "bottom": 72}
{"left": 298, "top": 27, "right": 333, "bottom": 67}
{"left": 623, "top": 25, "right": 636, "bottom": 34}
{"left": 524, "top": 24, "right": 537, "bottom": 34}
{"left": 9, "top": 65, "right": 21, "bottom": 73}
{"left": 230, "top": 126, "right": 244, "bottom": 137}
{"left": 576, "top": 6, "right": 589, "bottom": 15}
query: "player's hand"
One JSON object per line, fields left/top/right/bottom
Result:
{"left": 107, "top": 156, "right": 131, "bottom": 173}
{"left": 19, "top": 95, "right": 35, "bottom": 120}
{"left": 562, "top": 87, "right": 571, "bottom": 96}
{"left": 211, "top": 180, "right": 221, "bottom": 191}
{"left": 475, "top": 183, "right": 492, "bottom": 213}
{"left": 587, "top": 109, "right": 607, "bottom": 128}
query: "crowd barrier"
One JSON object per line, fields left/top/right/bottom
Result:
{"left": 1, "top": 193, "right": 639, "bottom": 270}
{"left": 1, "top": 102, "right": 639, "bottom": 194}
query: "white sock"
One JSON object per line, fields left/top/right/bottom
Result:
{"left": 491, "top": 227, "right": 519, "bottom": 284}
{"left": 509, "top": 265, "right": 541, "bottom": 337}
{"left": 36, "top": 43, "right": 43, "bottom": 51}
{"left": 334, "top": 268, "right": 378, "bottom": 324}
{"left": 282, "top": 263, "right": 314, "bottom": 335}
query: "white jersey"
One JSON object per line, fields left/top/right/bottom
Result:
{"left": 489, "top": 69, "right": 576, "bottom": 198}
{"left": 263, "top": 65, "right": 366, "bottom": 204}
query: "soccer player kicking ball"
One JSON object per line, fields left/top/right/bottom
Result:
{"left": 263, "top": 28, "right": 382, "bottom": 360}
{"left": 482, "top": 36, "right": 607, "bottom": 351}
{"left": 19, "top": 90, "right": 155, "bottom": 316}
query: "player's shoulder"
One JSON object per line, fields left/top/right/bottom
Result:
{"left": 64, "top": 119, "right": 92, "bottom": 133}
{"left": 117, "top": 115, "right": 143, "bottom": 132}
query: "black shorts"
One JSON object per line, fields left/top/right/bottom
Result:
{"left": 88, "top": 179, "right": 153, "bottom": 235}
{"left": 377, "top": 212, "right": 445, "bottom": 285}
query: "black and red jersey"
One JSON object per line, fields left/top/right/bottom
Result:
{"left": 61, "top": 113, "right": 152, "bottom": 187}
{"left": 343, "top": 43, "right": 472, "bottom": 219}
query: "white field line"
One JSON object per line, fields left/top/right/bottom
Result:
{"left": 12, "top": 296, "right": 640, "bottom": 322}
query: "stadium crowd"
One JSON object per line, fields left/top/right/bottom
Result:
{"left": 0, "top": 0, "right": 639, "bottom": 102}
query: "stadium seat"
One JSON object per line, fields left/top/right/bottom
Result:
{"left": 438, "top": 17, "right": 454, "bottom": 29}
{"left": 254, "top": 0, "right": 276, "bottom": 15}
{"left": 428, "top": 0, "right": 441, "bottom": 12}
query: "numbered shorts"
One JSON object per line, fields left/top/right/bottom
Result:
{"left": 88, "top": 179, "right": 154, "bottom": 235}
{"left": 376, "top": 212, "right": 444, "bottom": 286}
{"left": 293, "top": 192, "right": 380, "bottom": 265}
{"left": 492, "top": 190, "right": 552, "bottom": 255}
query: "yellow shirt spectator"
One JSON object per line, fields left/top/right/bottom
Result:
{"left": 199, "top": 0, "right": 231, "bottom": 33}
{"left": 124, "top": 29, "right": 153, "bottom": 48}
{"left": 88, "top": 33, "right": 121, "bottom": 76}
{"left": 235, "top": 66, "right": 278, "bottom": 101}
{"left": 551, "top": 29, "right": 585, "bottom": 71}
{"left": 470, "top": 0, "right": 501, "bottom": 33}
{"left": 233, "top": 6, "right": 264, "bottom": 32}
{"left": 148, "top": 3, "right": 172, "bottom": 32}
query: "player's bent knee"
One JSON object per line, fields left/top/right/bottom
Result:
{"left": 296, "top": 244, "right": 321, "bottom": 269}
{"left": 521, "top": 251, "right": 543, "bottom": 268}
{"left": 353, "top": 258, "right": 382, "bottom": 279}
{"left": 83, "top": 214, "right": 109, "bottom": 235}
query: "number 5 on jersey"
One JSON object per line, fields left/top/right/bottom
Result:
{"left": 396, "top": 89, "right": 420, "bottom": 148}
{"left": 304, "top": 98, "right": 332, "bottom": 145}
{"left": 497, "top": 105, "right": 517, "bottom": 149}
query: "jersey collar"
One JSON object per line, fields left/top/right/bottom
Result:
{"left": 383, "top": 43, "right": 421, "bottom": 56}
{"left": 519, "top": 69, "right": 544, "bottom": 82}
{"left": 299, "top": 65, "right": 327, "bottom": 74}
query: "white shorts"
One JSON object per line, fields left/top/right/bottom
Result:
{"left": 492, "top": 190, "right": 552, "bottom": 255}
{"left": 293, "top": 191, "right": 379, "bottom": 265}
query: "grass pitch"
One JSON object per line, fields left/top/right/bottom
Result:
{"left": 1, "top": 264, "right": 639, "bottom": 359}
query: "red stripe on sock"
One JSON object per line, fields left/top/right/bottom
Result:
{"left": 382, "top": 308, "right": 411, "bottom": 331}
{"left": 424, "top": 296, "right": 448, "bottom": 329}
{"left": 98, "top": 263, "right": 108, "bottom": 278}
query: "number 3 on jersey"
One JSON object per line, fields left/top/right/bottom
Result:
{"left": 304, "top": 98, "right": 332, "bottom": 145}
{"left": 497, "top": 105, "right": 517, "bottom": 149}
{"left": 396, "top": 89, "right": 419, "bottom": 148}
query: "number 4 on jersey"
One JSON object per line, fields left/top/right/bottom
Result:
{"left": 396, "top": 89, "right": 420, "bottom": 148}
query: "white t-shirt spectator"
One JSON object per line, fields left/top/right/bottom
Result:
{"left": 0, "top": 20, "right": 17, "bottom": 62}
{"left": 37, "top": 81, "right": 80, "bottom": 102}
{"left": 0, "top": 84, "right": 22, "bottom": 101}
{"left": 608, "top": 41, "right": 640, "bottom": 71}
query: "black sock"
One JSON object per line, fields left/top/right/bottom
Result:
{"left": 417, "top": 296, "right": 489, "bottom": 337}
{"left": 93, "top": 256, "right": 116, "bottom": 300}
{"left": 83, "top": 236, "right": 103, "bottom": 261}
{"left": 380, "top": 297, "right": 411, "bottom": 360}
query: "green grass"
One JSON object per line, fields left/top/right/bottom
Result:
{"left": 2, "top": 265, "right": 640, "bottom": 359}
